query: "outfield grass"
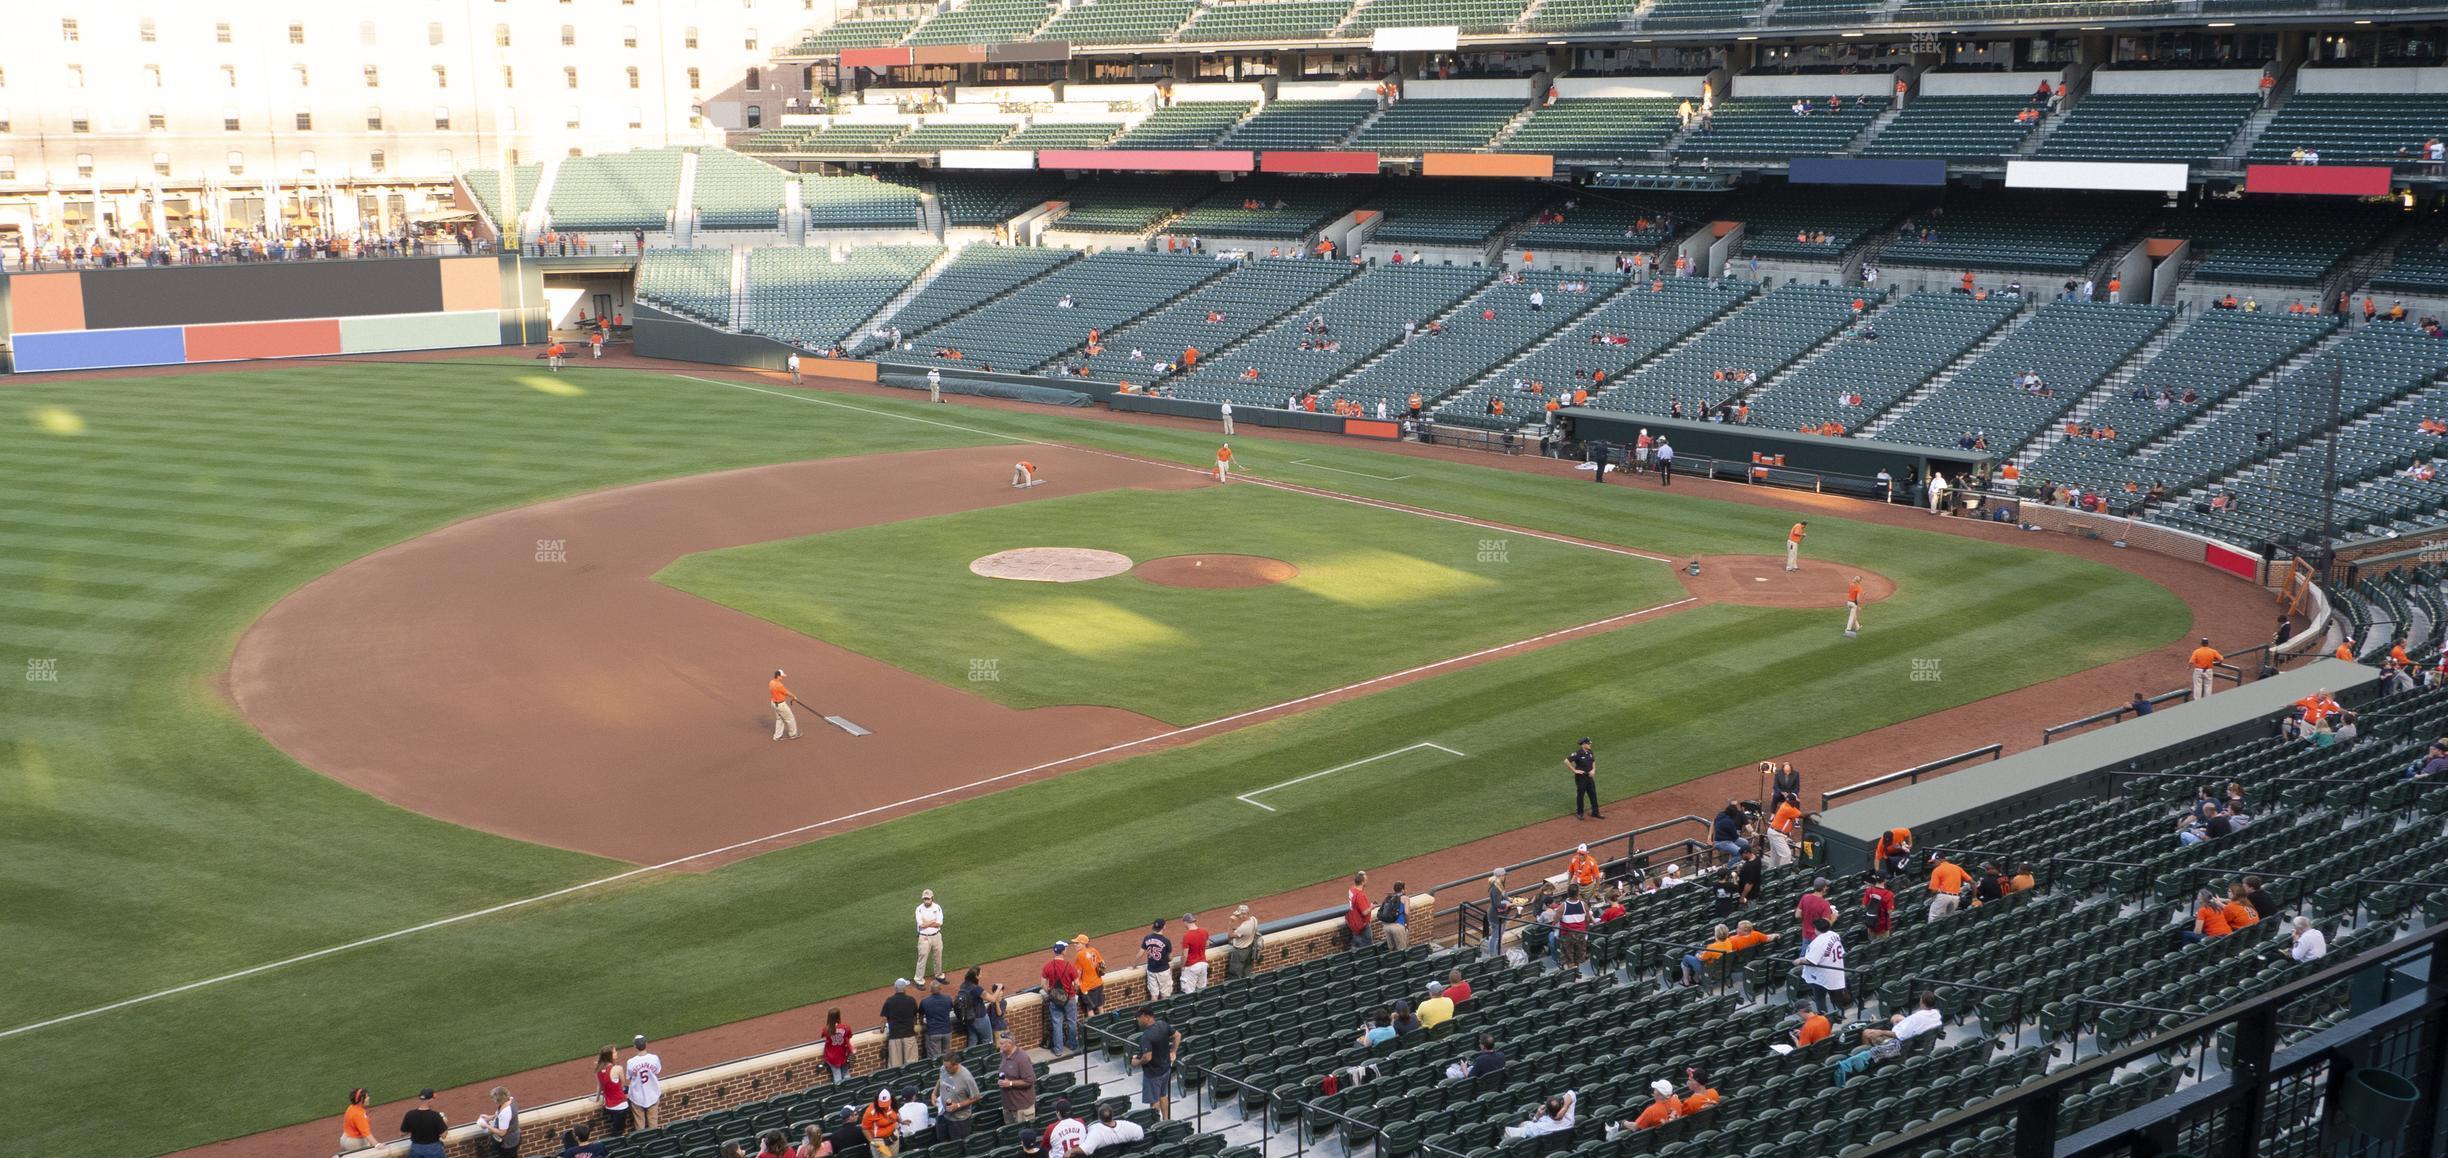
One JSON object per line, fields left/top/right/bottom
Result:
{"left": 0, "top": 363, "right": 2190, "bottom": 1154}
{"left": 658, "top": 484, "right": 1682, "bottom": 723}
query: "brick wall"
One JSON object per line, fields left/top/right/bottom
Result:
{"left": 385, "top": 896, "right": 1433, "bottom": 1157}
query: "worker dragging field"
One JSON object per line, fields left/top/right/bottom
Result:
{"left": 1214, "top": 443, "right": 1234, "bottom": 483}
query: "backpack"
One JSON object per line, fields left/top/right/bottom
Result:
{"left": 1378, "top": 894, "right": 1405, "bottom": 924}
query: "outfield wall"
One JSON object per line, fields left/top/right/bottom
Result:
{"left": 358, "top": 895, "right": 1437, "bottom": 1158}
{"left": 0, "top": 256, "right": 550, "bottom": 373}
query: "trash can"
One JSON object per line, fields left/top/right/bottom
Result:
{"left": 2341, "top": 1066, "right": 2419, "bottom": 1138}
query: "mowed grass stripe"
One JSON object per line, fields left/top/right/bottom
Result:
{"left": 0, "top": 364, "right": 2184, "bottom": 1155}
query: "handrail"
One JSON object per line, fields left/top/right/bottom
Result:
{"left": 2041, "top": 688, "right": 2190, "bottom": 743}
{"left": 1819, "top": 744, "right": 2004, "bottom": 810}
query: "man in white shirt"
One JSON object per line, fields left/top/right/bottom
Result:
{"left": 1045, "top": 1103, "right": 1089, "bottom": 1156}
{"left": 786, "top": 352, "right": 802, "bottom": 385}
{"left": 1834, "top": 991, "right": 1941, "bottom": 1087}
{"left": 1798, "top": 918, "right": 1847, "bottom": 1010}
{"left": 898, "top": 1093, "right": 933, "bottom": 1137}
{"left": 2289, "top": 916, "right": 2328, "bottom": 962}
{"left": 1219, "top": 400, "right": 1235, "bottom": 435}
{"left": 916, "top": 889, "right": 946, "bottom": 980}
{"left": 927, "top": 368, "right": 944, "bottom": 404}
{"left": 1078, "top": 1104, "right": 1144, "bottom": 1155}
{"left": 1501, "top": 1090, "right": 1576, "bottom": 1140}
{"left": 625, "top": 1036, "right": 665, "bottom": 1129}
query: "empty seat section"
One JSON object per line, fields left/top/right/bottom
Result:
{"left": 1900, "top": 0, "right": 2176, "bottom": 18}
{"left": 1347, "top": 99, "right": 1525, "bottom": 154}
{"left": 798, "top": 121, "right": 915, "bottom": 152}
{"left": 1179, "top": 0, "right": 1355, "bottom": 40}
{"left": 692, "top": 149, "right": 797, "bottom": 231}
{"left": 2373, "top": 217, "right": 2448, "bottom": 296}
{"left": 1221, "top": 100, "right": 1377, "bottom": 150}
{"left": 1333, "top": 271, "right": 1627, "bottom": 416}
{"left": 1501, "top": 99, "right": 1681, "bottom": 158}
{"left": 936, "top": 174, "right": 1074, "bottom": 226}
{"left": 1369, "top": 181, "right": 1552, "bottom": 248}
{"left": 889, "top": 246, "right": 1079, "bottom": 335}
{"left": 1165, "top": 178, "right": 1375, "bottom": 241}
{"left": 908, "top": 250, "right": 1224, "bottom": 372}
{"left": 1862, "top": 95, "right": 2044, "bottom": 159}
{"left": 1051, "top": 177, "right": 1212, "bottom": 234}
{"left": 1675, "top": 97, "right": 1881, "bottom": 159}
{"left": 1511, "top": 191, "right": 1726, "bottom": 253}
{"left": 2023, "top": 310, "right": 2335, "bottom": 499}
{"left": 891, "top": 123, "right": 1019, "bottom": 152}
{"left": 1037, "top": 0, "right": 1200, "bottom": 43}
{"left": 793, "top": 18, "right": 916, "bottom": 51}
{"left": 1447, "top": 278, "right": 1749, "bottom": 428}
{"left": 1523, "top": 0, "right": 1640, "bottom": 30}
{"left": 2249, "top": 92, "right": 2448, "bottom": 166}
{"left": 2159, "top": 200, "right": 2394, "bottom": 286}
{"left": 1588, "top": 282, "right": 1863, "bottom": 416}
{"left": 1727, "top": 185, "right": 1909, "bottom": 261}
{"left": 1870, "top": 300, "right": 2172, "bottom": 451}
{"left": 638, "top": 249, "right": 734, "bottom": 323}
{"left": 906, "top": 0, "right": 1053, "bottom": 44}
{"left": 1074, "top": 259, "right": 1357, "bottom": 381}
{"left": 1109, "top": 103, "right": 1256, "bottom": 148}
{"left": 1769, "top": 0, "right": 1884, "bottom": 22}
{"left": 739, "top": 126, "right": 820, "bottom": 153}
{"left": 1640, "top": 0, "right": 1764, "bottom": 25}
{"left": 2036, "top": 93, "right": 2256, "bottom": 163}
{"left": 1171, "top": 264, "right": 1490, "bottom": 405}
{"left": 799, "top": 174, "right": 926, "bottom": 230}
{"left": 1744, "top": 292, "right": 2019, "bottom": 434}
{"left": 548, "top": 149, "right": 685, "bottom": 232}
{"left": 1343, "top": 0, "right": 1530, "bottom": 34}
{"left": 743, "top": 245, "right": 944, "bottom": 349}
{"left": 463, "top": 164, "right": 540, "bottom": 231}
{"left": 997, "top": 122, "right": 1124, "bottom": 149}
{"left": 1877, "top": 193, "right": 2152, "bottom": 272}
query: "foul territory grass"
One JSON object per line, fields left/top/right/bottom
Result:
{"left": 0, "top": 363, "right": 2188, "bottom": 1155}
{"left": 658, "top": 484, "right": 1682, "bottom": 723}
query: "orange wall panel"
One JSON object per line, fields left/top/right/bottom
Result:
{"left": 1420, "top": 153, "right": 1554, "bottom": 179}
{"left": 182, "top": 318, "right": 344, "bottom": 363}
{"left": 9, "top": 273, "right": 86, "bottom": 333}
{"left": 437, "top": 258, "right": 502, "bottom": 312}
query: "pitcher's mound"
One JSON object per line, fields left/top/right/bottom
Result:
{"left": 970, "top": 547, "right": 1135, "bottom": 583}
{"left": 1136, "top": 554, "right": 1300, "bottom": 589}
{"left": 1677, "top": 556, "right": 1895, "bottom": 608}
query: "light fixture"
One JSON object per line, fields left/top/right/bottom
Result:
{"left": 1841, "top": 30, "right": 1862, "bottom": 36}
{"left": 1737, "top": 34, "right": 1759, "bottom": 40}
{"left": 2354, "top": 18, "right": 2372, "bottom": 23}
{"left": 2207, "top": 21, "right": 2235, "bottom": 27}
{"left": 1546, "top": 39, "right": 1566, "bottom": 44}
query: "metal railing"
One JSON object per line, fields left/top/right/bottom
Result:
{"left": 1820, "top": 744, "right": 2005, "bottom": 810}
{"left": 2042, "top": 688, "right": 2191, "bottom": 743}
{"left": 1432, "top": 815, "right": 1713, "bottom": 947}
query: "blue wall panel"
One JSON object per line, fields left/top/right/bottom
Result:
{"left": 13, "top": 326, "right": 188, "bottom": 372}
{"left": 1788, "top": 157, "right": 1947, "bottom": 187}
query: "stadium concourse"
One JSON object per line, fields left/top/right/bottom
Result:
{"left": 148, "top": 346, "right": 2308, "bottom": 1158}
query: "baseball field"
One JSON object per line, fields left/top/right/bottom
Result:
{"left": 1, "top": 359, "right": 2191, "bottom": 1155}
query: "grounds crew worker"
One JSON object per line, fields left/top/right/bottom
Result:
{"left": 1567, "top": 738, "right": 1602, "bottom": 820}
{"left": 770, "top": 669, "right": 801, "bottom": 741}
{"left": 1012, "top": 460, "right": 1038, "bottom": 488}
{"left": 2189, "top": 638, "right": 2223, "bottom": 701}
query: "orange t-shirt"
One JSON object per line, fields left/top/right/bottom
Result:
{"left": 1634, "top": 1097, "right": 1682, "bottom": 1130}
{"left": 1568, "top": 853, "right": 1600, "bottom": 886}
{"left": 1795, "top": 1014, "right": 1831, "bottom": 1047}
{"left": 1726, "top": 929, "right": 1771, "bottom": 954}
{"left": 2191, "top": 646, "right": 2223, "bottom": 670}
{"left": 770, "top": 677, "right": 792, "bottom": 703}
{"left": 343, "top": 1105, "right": 374, "bottom": 1141}
{"left": 2336, "top": 644, "right": 2354, "bottom": 661}
{"left": 2197, "top": 905, "right": 2231, "bottom": 938}
{"left": 1847, "top": 582, "right": 1863, "bottom": 604}
{"left": 1789, "top": 523, "right": 1805, "bottom": 544}
{"left": 1217, "top": 446, "right": 1233, "bottom": 462}
{"left": 2224, "top": 901, "right": 2259, "bottom": 930}
{"left": 1680, "top": 1088, "right": 1721, "bottom": 1113}
{"left": 1076, "top": 945, "right": 1106, "bottom": 991}
{"left": 1771, "top": 801, "right": 1801, "bottom": 834}
{"left": 1018, "top": 461, "right": 1036, "bottom": 474}
{"left": 1929, "top": 861, "right": 1969, "bottom": 896}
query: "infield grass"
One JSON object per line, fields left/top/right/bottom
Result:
{"left": 657, "top": 483, "right": 1683, "bottom": 723}
{"left": 0, "top": 362, "right": 2190, "bottom": 1155}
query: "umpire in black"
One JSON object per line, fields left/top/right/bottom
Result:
{"left": 1567, "top": 738, "right": 1601, "bottom": 820}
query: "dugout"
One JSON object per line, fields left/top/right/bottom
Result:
{"left": 1814, "top": 660, "right": 2384, "bottom": 875}
{"left": 1559, "top": 409, "right": 1991, "bottom": 500}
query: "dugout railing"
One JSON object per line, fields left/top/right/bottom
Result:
{"left": 1818, "top": 744, "right": 2006, "bottom": 811}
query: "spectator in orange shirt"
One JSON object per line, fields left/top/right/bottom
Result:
{"left": 1789, "top": 1002, "right": 1832, "bottom": 1050}
{"left": 1566, "top": 844, "right": 1601, "bottom": 888}
{"left": 1625, "top": 1080, "right": 1682, "bottom": 1132}
{"left": 1927, "top": 853, "right": 1970, "bottom": 921}
{"left": 1678, "top": 1067, "right": 1721, "bottom": 1115}
{"left": 2179, "top": 888, "right": 2233, "bottom": 945}
{"left": 2189, "top": 638, "right": 2223, "bottom": 701}
{"left": 2222, "top": 883, "right": 2261, "bottom": 930}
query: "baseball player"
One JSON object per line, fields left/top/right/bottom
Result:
{"left": 546, "top": 341, "right": 566, "bottom": 372}
{"left": 786, "top": 352, "right": 802, "bottom": 384}
{"left": 1786, "top": 521, "right": 1807, "bottom": 572}
{"left": 1844, "top": 575, "right": 1863, "bottom": 637}
{"left": 1214, "top": 443, "right": 1234, "bottom": 483}
{"left": 1220, "top": 399, "right": 1235, "bottom": 435}
{"left": 1012, "top": 460, "right": 1039, "bottom": 488}
{"left": 769, "top": 668, "right": 801, "bottom": 741}
{"left": 927, "top": 367, "right": 944, "bottom": 403}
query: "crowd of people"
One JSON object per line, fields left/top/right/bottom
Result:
{"left": 10, "top": 224, "right": 482, "bottom": 269}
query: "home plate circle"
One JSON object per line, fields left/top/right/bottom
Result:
{"left": 969, "top": 547, "right": 1134, "bottom": 582}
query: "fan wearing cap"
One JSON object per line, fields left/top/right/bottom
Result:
{"left": 625, "top": 1035, "right": 665, "bottom": 1129}
{"left": 1178, "top": 913, "right": 1213, "bottom": 994}
{"left": 770, "top": 669, "right": 801, "bottom": 741}
{"left": 1039, "top": 941, "right": 1080, "bottom": 1057}
{"left": 398, "top": 1088, "right": 448, "bottom": 1158}
{"left": 1566, "top": 844, "right": 1601, "bottom": 889}
{"left": 1225, "top": 905, "right": 1261, "bottom": 980}
{"left": 1625, "top": 1079, "right": 1682, "bottom": 1132}
{"left": 861, "top": 1092, "right": 902, "bottom": 1158}
{"left": 914, "top": 889, "right": 946, "bottom": 980}
{"left": 1072, "top": 933, "right": 1107, "bottom": 1014}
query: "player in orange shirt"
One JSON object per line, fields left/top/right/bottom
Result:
{"left": 1844, "top": 575, "right": 1865, "bottom": 637}
{"left": 546, "top": 340, "right": 567, "bottom": 372}
{"left": 1214, "top": 443, "right": 1234, "bottom": 483}
{"left": 769, "top": 668, "right": 800, "bottom": 741}
{"left": 1012, "top": 460, "right": 1040, "bottom": 488}
{"left": 1785, "top": 521, "right": 1807, "bottom": 572}
{"left": 2190, "top": 637, "right": 2223, "bottom": 701}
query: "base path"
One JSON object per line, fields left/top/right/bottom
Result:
{"left": 227, "top": 445, "right": 1200, "bottom": 866}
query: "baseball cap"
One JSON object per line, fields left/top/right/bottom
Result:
{"left": 1018, "top": 1129, "right": 1044, "bottom": 1151}
{"left": 922, "top": 888, "right": 935, "bottom": 900}
{"left": 1052, "top": 940, "right": 1070, "bottom": 953}
{"left": 1182, "top": 912, "right": 1196, "bottom": 922}
{"left": 1578, "top": 737, "right": 1592, "bottom": 744}
{"left": 1575, "top": 843, "right": 1589, "bottom": 853}
{"left": 633, "top": 1034, "right": 648, "bottom": 1048}
{"left": 1650, "top": 1080, "right": 1675, "bottom": 1098}
{"left": 894, "top": 978, "right": 911, "bottom": 990}
{"left": 419, "top": 1088, "right": 437, "bottom": 1101}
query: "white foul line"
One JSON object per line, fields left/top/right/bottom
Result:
{"left": 669, "top": 374, "right": 1675, "bottom": 566}
{"left": 1288, "top": 458, "right": 1413, "bottom": 482}
{"left": 0, "top": 590, "right": 1696, "bottom": 1043}
{"left": 1237, "top": 742, "right": 1466, "bottom": 812}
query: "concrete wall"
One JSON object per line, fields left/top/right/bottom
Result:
{"left": 356, "top": 898, "right": 1435, "bottom": 1158}
{"left": 2296, "top": 66, "right": 2448, "bottom": 94}
{"left": 2090, "top": 68, "right": 2266, "bottom": 95}
{"left": 1406, "top": 78, "right": 1536, "bottom": 100}
{"left": 2018, "top": 502, "right": 2267, "bottom": 583}
{"left": 1176, "top": 83, "right": 1270, "bottom": 103}
{"left": 1921, "top": 69, "right": 2066, "bottom": 98}
{"left": 1555, "top": 75, "right": 1708, "bottom": 100}
{"left": 1735, "top": 71, "right": 1902, "bottom": 100}
{"left": 1278, "top": 81, "right": 1383, "bottom": 101}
